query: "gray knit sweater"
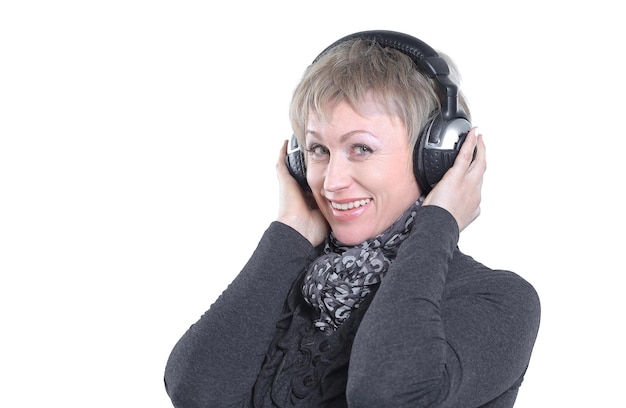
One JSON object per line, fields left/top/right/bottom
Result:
{"left": 164, "top": 206, "right": 540, "bottom": 407}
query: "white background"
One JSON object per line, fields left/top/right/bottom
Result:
{"left": 1, "top": 1, "right": 624, "bottom": 407}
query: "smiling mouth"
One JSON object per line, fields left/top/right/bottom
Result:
{"left": 331, "top": 198, "right": 371, "bottom": 211}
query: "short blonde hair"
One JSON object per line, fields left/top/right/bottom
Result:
{"left": 289, "top": 38, "right": 469, "bottom": 149}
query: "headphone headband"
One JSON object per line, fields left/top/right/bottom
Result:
{"left": 314, "top": 30, "right": 461, "bottom": 120}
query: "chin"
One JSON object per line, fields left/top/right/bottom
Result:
{"left": 331, "top": 228, "right": 373, "bottom": 246}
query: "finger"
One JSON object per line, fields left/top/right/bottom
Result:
{"left": 276, "top": 140, "right": 290, "bottom": 174}
{"left": 467, "top": 133, "right": 486, "bottom": 176}
{"left": 279, "top": 139, "right": 288, "bottom": 160}
{"left": 445, "top": 127, "right": 479, "bottom": 178}
{"left": 466, "top": 134, "right": 486, "bottom": 204}
{"left": 458, "top": 127, "right": 480, "bottom": 165}
{"left": 444, "top": 127, "right": 478, "bottom": 184}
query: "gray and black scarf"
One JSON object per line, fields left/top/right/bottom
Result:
{"left": 302, "top": 197, "right": 424, "bottom": 333}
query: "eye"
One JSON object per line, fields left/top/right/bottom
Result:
{"left": 351, "top": 143, "right": 374, "bottom": 158}
{"left": 306, "top": 144, "right": 329, "bottom": 161}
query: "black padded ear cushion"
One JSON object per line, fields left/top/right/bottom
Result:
{"left": 285, "top": 135, "right": 311, "bottom": 192}
{"left": 414, "top": 116, "right": 438, "bottom": 193}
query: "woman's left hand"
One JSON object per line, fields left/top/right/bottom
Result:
{"left": 422, "top": 127, "right": 486, "bottom": 232}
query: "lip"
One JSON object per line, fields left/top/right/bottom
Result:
{"left": 327, "top": 198, "right": 372, "bottom": 221}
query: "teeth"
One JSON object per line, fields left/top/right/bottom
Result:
{"left": 331, "top": 199, "right": 371, "bottom": 210}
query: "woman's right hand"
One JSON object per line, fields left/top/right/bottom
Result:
{"left": 276, "top": 140, "right": 329, "bottom": 246}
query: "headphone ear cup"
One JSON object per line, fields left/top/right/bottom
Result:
{"left": 285, "top": 135, "right": 312, "bottom": 192}
{"left": 414, "top": 116, "right": 437, "bottom": 193}
{"left": 414, "top": 114, "right": 472, "bottom": 193}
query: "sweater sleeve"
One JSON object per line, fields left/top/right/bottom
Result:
{"left": 346, "top": 206, "right": 541, "bottom": 408}
{"left": 164, "top": 222, "right": 318, "bottom": 408}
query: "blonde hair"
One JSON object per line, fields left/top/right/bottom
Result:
{"left": 289, "top": 38, "right": 469, "bottom": 149}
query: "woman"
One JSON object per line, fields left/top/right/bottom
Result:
{"left": 164, "top": 30, "right": 540, "bottom": 407}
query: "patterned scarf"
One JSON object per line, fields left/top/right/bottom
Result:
{"left": 302, "top": 198, "right": 424, "bottom": 333}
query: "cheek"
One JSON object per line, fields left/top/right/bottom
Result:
{"left": 391, "top": 154, "right": 415, "bottom": 180}
{"left": 375, "top": 156, "right": 419, "bottom": 198}
{"left": 306, "top": 165, "right": 327, "bottom": 205}
{"left": 306, "top": 159, "right": 331, "bottom": 183}
{"left": 371, "top": 155, "right": 413, "bottom": 183}
{"left": 305, "top": 165, "right": 320, "bottom": 189}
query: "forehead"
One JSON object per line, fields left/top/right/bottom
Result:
{"left": 306, "top": 94, "right": 399, "bottom": 127}
{"left": 305, "top": 99, "right": 408, "bottom": 145}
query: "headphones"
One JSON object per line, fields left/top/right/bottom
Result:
{"left": 285, "top": 30, "right": 471, "bottom": 194}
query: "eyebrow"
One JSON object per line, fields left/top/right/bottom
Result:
{"left": 305, "top": 130, "right": 378, "bottom": 144}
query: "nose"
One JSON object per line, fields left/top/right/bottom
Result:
{"left": 323, "top": 154, "right": 351, "bottom": 193}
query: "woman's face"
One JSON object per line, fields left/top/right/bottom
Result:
{"left": 305, "top": 96, "right": 421, "bottom": 246}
